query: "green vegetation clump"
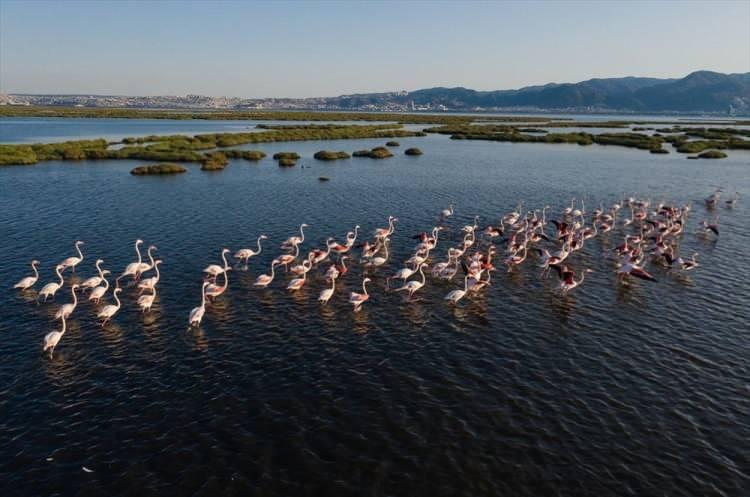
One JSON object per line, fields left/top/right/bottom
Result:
{"left": 130, "top": 163, "right": 187, "bottom": 175}
{"left": 650, "top": 148, "right": 669, "bottom": 154}
{"left": 697, "top": 150, "right": 728, "bottom": 159}
{"left": 319, "top": 176, "right": 330, "bottom": 181}
{"left": 200, "top": 152, "right": 229, "bottom": 171}
{"left": 405, "top": 147, "right": 424, "bottom": 155}
{"left": 278, "top": 158, "right": 297, "bottom": 167}
{"left": 314, "top": 150, "right": 351, "bottom": 161}
{"left": 386, "top": 141, "right": 400, "bottom": 147}
{"left": 273, "top": 152, "right": 301, "bottom": 160}
{"left": 675, "top": 140, "right": 726, "bottom": 153}
{"left": 223, "top": 150, "right": 266, "bottom": 161}
{"left": 352, "top": 147, "right": 393, "bottom": 159}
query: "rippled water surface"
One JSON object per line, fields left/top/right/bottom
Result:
{"left": 1, "top": 118, "right": 749, "bottom": 496}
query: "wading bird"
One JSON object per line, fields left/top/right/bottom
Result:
{"left": 43, "top": 315, "right": 67, "bottom": 358}
{"left": 14, "top": 260, "right": 40, "bottom": 290}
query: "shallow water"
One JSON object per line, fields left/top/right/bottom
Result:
{"left": 1, "top": 120, "right": 749, "bottom": 496}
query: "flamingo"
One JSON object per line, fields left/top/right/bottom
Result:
{"left": 349, "top": 277, "right": 371, "bottom": 312}
{"left": 204, "top": 248, "right": 231, "bottom": 279}
{"left": 235, "top": 235, "right": 267, "bottom": 266}
{"left": 551, "top": 265, "right": 593, "bottom": 294}
{"left": 254, "top": 259, "right": 280, "bottom": 288}
{"left": 206, "top": 269, "right": 230, "bottom": 301}
{"left": 393, "top": 262, "right": 428, "bottom": 301}
{"left": 282, "top": 223, "right": 308, "bottom": 249}
{"left": 444, "top": 275, "right": 470, "bottom": 305}
{"left": 137, "top": 286, "right": 157, "bottom": 313}
{"left": 441, "top": 204, "right": 454, "bottom": 218}
{"left": 375, "top": 216, "right": 397, "bottom": 240}
{"left": 54, "top": 284, "right": 79, "bottom": 320}
{"left": 277, "top": 242, "right": 300, "bottom": 272}
{"left": 318, "top": 274, "right": 336, "bottom": 304}
{"left": 189, "top": 281, "right": 210, "bottom": 327}
{"left": 699, "top": 220, "right": 719, "bottom": 237}
{"left": 39, "top": 265, "right": 65, "bottom": 302}
{"left": 60, "top": 240, "right": 84, "bottom": 272}
{"left": 122, "top": 239, "right": 145, "bottom": 280}
{"left": 14, "top": 260, "right": 40, "bottom": 290}
{"left": 725, "top": 192, "right": 738, "bottom": 208}
{"left": 310, "top": 239, "right": 335, "bottom": 265}
{"left": 43, "top": 315, "right": 67, "bottom": 358}
{"left": 325, "top": 255, "right": 348, "bottom": 281}
{"left": 617, "top": 262, "right": 656, "bottom": 282}
{"left": 504, "top": 246, "right": 528, "bottom": 271}
{"left": 97, "top": 288, "right": 123, "bottom": 326}
{"left": 287, "top": 267, "right": 308, "bottom": 291}
{"left": 366, "top": 239, "right": 390, "bottom": 267}
{"left": 89, "top": 273, "right": 111, "bottom": 304}
{"left": 138, "top": 260, "right": 162, "bottom": 294}
{"left": 136, "top": 245, "right": 158, "bottom": 276}
{"left": 290, "top": 257, "right": 313, "bottom": 276}
{"left": 387, "top": 262, "right": 418, "bottom": 289}
{"left": 81, "top": 259, "right": 107, "bottom": 290}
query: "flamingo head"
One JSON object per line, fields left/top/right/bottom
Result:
{"left": 95, "top": 258, "right": 104, "bottom": 264}
{"left": 202, "top": 281, "right": 211, "bottom": 288}
{"left": 75, "top": 240, "right": 84, "bottom": 246}
{"left": 103, "top": 270, "right": 112, "bottom": 275}
{"left": 72, "top": 284, "right": 80, "bottom": 290}
{"left": 32, "top": 259, "right": 40, "bottom": 265}
{"left": 149, "top": 245, "right": 157, "bottom": 251}
{"left": 363, "top": 278, "right": 371, "bottom": 284}
{"left": 114, "top": 288, "right": 123, "bottom": 294}
{"left": 301, "top": 223, "right": 309, "bottom": 228}
{"left": 222, "top": 248, "right": 231, "bottom": 254}
{"left": 260, "top": 235, "right": 268, "bottom": 240}
{"left": 155, "top": 259, "right": 163, "bottom": 265}
{"left": 136, "top": 239, "right": 144, "bottom": 245}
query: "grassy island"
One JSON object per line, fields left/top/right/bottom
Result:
{"left": 314, "top": 150, "right": 351, "bottom": 161}
{"left": 278, "top": 158, "right": 297, "bottom": 167}
{"left": 273, "top": 152, "right": 301, "bottom": 161}
{"left": 697, "top": 150, "right": 728, "bottom": 159}
{"left": 352, "top": 147, "right": 393, "bottom": 159}
{"left": 130, "top": 163, "right": 187, "bottom": 175}
{"left": 386, "top": 141, "right": 400, "bottom": 147}
{"left": 404, "top": 147, "right": 424, "bottom": 156}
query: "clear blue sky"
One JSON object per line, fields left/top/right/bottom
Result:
{"left": 1, "top": 0, "right": 748, "bottom": 97}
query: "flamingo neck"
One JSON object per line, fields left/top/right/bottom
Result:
{"left": 221, "top": 251, "right": 229, "bottom": 269}
{"left": 71, "top": 287, "right": 77, "bottom": 306}
{"left": 57, "top": 267, "right": 64, "bottom": 286}
{"left": 463, "top": 276, "right": 469, "bottom": 291}
{"left": 114, "top": 291, "right": 121, "bottom": 308}
{"left": 60, "top": 317, "right": 67, "bottom": 336}
{"left": 362, "top": 280, "right": 369, "bottom": 296}
{"left": 32, "top": 262, "right": 39, "bottom": 279}
{"left": 270, "top": 263, "right": 276, "bottom": 278}
{"left": 201, "top": 284, "right": 207, "bottom": 307}
{"left": 76, "top": 243, "right": 83, "bottom": 260}
{"left": 135, "top": 242, "right": 143, "bottom": 264}
{"left": 103, "top": 277, "right": 110, "bottom": 291}
{"left": 154, "top": 263, "right": 161, "bottom": 281}
{"left": 256, "top": 237, "right": 263, "bottom": 254}
{"left": 96, "top": 261, "right": 104, "bottom": 277}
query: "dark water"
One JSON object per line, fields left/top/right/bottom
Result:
{"left": 1, "top": 120, "right": 749, "bottom": 496}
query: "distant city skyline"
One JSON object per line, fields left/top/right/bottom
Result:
{"left": 1, "top": 0, "right": 748, "bottom": 98}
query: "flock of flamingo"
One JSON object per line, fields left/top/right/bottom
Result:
{"left": 13, "top": 189, "right": 732, "bottom": 358}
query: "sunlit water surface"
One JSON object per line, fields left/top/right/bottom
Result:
{"left": 1, "top": 118, "right": 749, "bottom": 496}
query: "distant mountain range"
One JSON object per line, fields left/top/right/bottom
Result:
{"left": 328, "top": 71, "right": 750, "bottom": 114}
{"left": 3, "top": 71, "right": 749, "bottom": 114}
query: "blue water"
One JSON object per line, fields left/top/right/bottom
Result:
{"left": 1, "top": 119, "right": 749, "bottom": 496}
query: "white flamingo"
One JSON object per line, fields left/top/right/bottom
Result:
{"left": 14, "top": 260, "right": 40, "bottom": 290}
{"left": 137, "top": 286, "right": 157, "bottom": 313}
{"left": 254, "top": 260, "right": 280, "bottom": 288}
{"left": 444, "top": 275, "right": 470, "bottom": 305}
{"left": 349, "top": 277, "right": 371, "bottom": 312}
{"left": 138, "top": 260, "right": 162, "bottom": 294}
{"left": 89, "top": 273, "right": 111, "bottom": 304}
{"left": 394, "top": 262, "right": 428, "bottom": 301}
{"left": 189, "top": 281, "right": 210, "bottom": 327}
{"left": 137, "top": 245, "right": 158, "bottom": 276}
{"left": 204, "top": 248, "right": 231, "bottom": 279}
{"left": 122, "top": 239, "right": 145, "bottom": 280}
{"left": 60, "top": 240, "right": 84, "bottom": 272}
{"left": 441, "top": 204, "right": 454, "bottom": 218}
{"left": 81, "top": 259, "right": 107, "bottom": 290}
{"left": 97, "top": 288, "right": 123, "bottom": 327}
{"left": 318, "top": 274, "right": 336, "bottom": 304}
{"left": 43, "top": 315, "right": 67, "bottom": 358}
{"left": 39, "top": 265, "right": 65, "bottom": 302}
{"left": 235, "top": 235, "right": 267, "bottom": 266}
{"left": 54, "top": 284, "right": 80, "bottom": 320}
{"left": 287, "top": 267, "right": 308, "bottom": 291}
{"left": 282, "top": 223, "right": 308, "bottom": 249}
{"left": 366, "top": 240, "right": 390, "bottom": 267}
